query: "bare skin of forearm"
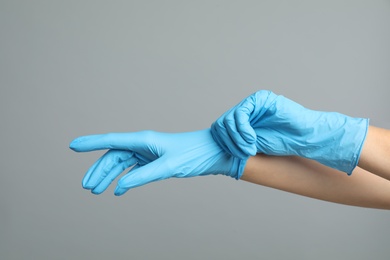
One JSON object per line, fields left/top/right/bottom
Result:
{"left": 241, "top": 154, "right": 390, "bottom": 210}
{"left": 358, "top": 126, "right": 390, "bottom": 180}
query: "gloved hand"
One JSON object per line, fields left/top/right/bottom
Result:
{"left": 211, "top": 90, "right": 369, "bottom": 175}
{"left": 70, "top": 129, "right": 245, "bottom": 195}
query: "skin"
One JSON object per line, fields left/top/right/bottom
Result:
{"left": 241, "top": 126, "right": 390, "bottom": 210}
{"left": 358, "top": 126, "right": 390, "bottom": 181}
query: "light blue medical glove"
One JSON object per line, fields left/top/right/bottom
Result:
{"left": 211, "top": 90, "right": 369, "bottom": 175}
{"left": 69, "top": 129, "right": 245, "bottom": 195}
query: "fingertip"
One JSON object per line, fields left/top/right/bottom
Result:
{"left": 69, "top": 136, "right": 94, "bottom": 152}
{"left": 82, "top": 183, "right": 95, "bottom": 190}
{"left": 69, "top": 134, "right": 107, "bottom": 152}
{"left": 91, "top": 188, "right": 103, "bottom": 195}
{"left": 81, "top": 175, "right": 90, "bottom": 188}
{"left": 82, "top": 176, "right": 95, "bottom": 190}
{"left": 69, "top": 137, "right": 82, "bottom": 151}
{"left": 114, "top": 186, "right": 128, "bottom": 196}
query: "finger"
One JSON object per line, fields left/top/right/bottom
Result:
{"left": 91, "top": 159, "right": 138, "bottom": 195}
{"left": 81, "top": 155, "right": 104, "bottom": 189}
{"left": 82, "top": 150, "right": 136, "bottom": 189}
{"left": 69, "top": 131, "right": 155, "bottom": 152}
{"left": 212, "top": 107, "right": 253, "bottom": 159}
{"left": 115, "top": 157, "right": 172, "bottom": 193}
{"left": 223, "top": 120, "right": 251, "bottom": 159}
{"left": 234, "top": 100, "right": 257, "bottom": 144}
{"left": 223, "top": 109, "right": 256, "bottom": 158}
{"left": 211, "top": 118, "right": 250, "bottom": 159}
{"left": 231, "top": 90, "right": 278, "bottom": 155}
{"left": 211, "top": 119, "right": 233, "bottom": 155}
{"left": 112, "top": 164, "right": 140, "bottom": 196}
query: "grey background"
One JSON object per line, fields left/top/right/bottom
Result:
{"left": 1, "top": 0, "right": 390, "bottom": 259}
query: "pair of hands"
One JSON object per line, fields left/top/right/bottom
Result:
{"left": 70, "top": 90, "right": 368, "bottom": 195}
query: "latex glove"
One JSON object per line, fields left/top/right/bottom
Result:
{"left": 211, "top": 90, "right": 368, "bottom": 175}
{"left": 69, "top": 129, "right": 244, "bottom": 195}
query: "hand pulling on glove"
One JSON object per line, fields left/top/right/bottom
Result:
{"left": 211, "top": 90, "right": 368, "bottom": 175}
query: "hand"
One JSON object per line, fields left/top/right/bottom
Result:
{"left": 211, "top": 90, "right": 369, "bottom": 174}
{"left": 69, "top": 129, "right": 244, "bottom": 195}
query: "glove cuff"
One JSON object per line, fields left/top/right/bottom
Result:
{"left": 313, "top": 116, "right": 369, "bottom": 175}
{"left": 345, "top": 117, "right": 369, "bottom": 175}
{"left": 231, "top": 156, "right": 248, "bottom": 180}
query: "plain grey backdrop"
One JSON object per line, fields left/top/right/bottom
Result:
{"left": 1, "top": 0, "right": 389, "bottom": 259}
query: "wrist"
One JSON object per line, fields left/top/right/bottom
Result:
{"left": 235, "top": 156, "right": 249, "bottom": 180}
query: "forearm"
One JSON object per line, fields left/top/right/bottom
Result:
{"left": 358, "top": 126, "right": 390, "bottom": 180}
{"left": 241, "top": 154, "right": 390, "bottom": 210}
